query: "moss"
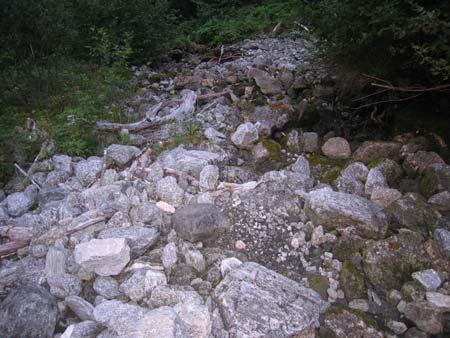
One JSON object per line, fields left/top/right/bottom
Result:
{"left": 308, "top": 153, "right": 347, "bottom": 184}
{"left": 308, "top": 273, "right": 329, "bottom": 299}
{"left": 419, "top": 170, "right": 438, "bottom": 198}
{"left": 260, "top": 139, "right": 282, "bottom": 161}
{"left": 367, "top": 157, "right": 387, "bottom": 169}
{"left": 147, "top": 72, "right": 169, "bottom": 83}
{"left": 332, "top": 236, "right": 364, "bottom": 261}
{"left": 339, "top": 260, "right": 367, "bottom": 300}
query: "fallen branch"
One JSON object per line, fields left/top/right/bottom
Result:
{"left": 371, "top": 82, "right": 450, "bottom": 93}
{"left": 14, "top": 163, "right": 41, "bottom": 190}
{"left": 351, "top": 93, "right": 424, "bottom": 111}
{"left": 0, "top": 226, "right": 33, "bottom": 257}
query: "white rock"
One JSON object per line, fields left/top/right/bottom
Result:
{"left": 231, "top": 122, "right": 259, "bottom": 149}
{"left": 156, "top": 201, "right": 176, "bottom": 214}
{"left": 74, "top": 238, "right": 130, "bottom": 276}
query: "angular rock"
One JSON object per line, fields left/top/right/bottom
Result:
{"left": 199, "top": 165, "right": 219, "bottom": 191}
{"left": 336, "top": 162, "right": 369, "bottom": 196}
{"left": 149, "top": 285, "right": 203, "bottom": 308}
{"left": 339, "top": 260, "right": 367, "bottom": 301}
{"left": 93, "top": 276, "right": 121, "bottom": 299}
{"left": 98, "top": 226, "right": 159, "bottom": 258}
{"left": 105, "top": 144, "right": 140, "bottom": 168}
{"left": 404, "top": 301, "right": 443, "bottom": 335}
{"left": 162, "top": 242, "right": 178, "bottom": 270}
{"left": 370, "top": 187, "right": 402, "bottom": 208}
{"left": 204, "top": 127, "right": 226, "bottom": 144}
{"left": 184, "top": 249, "right": 206, "bottom": 273}
{"left": 65, "top": 295, "right": 94, "bottom": 321}
{"left": 420, "top": 163, "right": 450, "bottom": 198}
{"left": 53, "top": 154, "right": 72, "bottom": 174}
{"left": 387, "top": 320, "right": 408, "bottom": 335}
{"left": 434, "top": 228, "right": 450, "bottom": 259}
{"left": 248, "top": 68, "right": 283, "bottom": 95}
{"left": 428, "top": 191, "right": 450, "bottom": 211}
{"left": 0, "top": 285, "right": 58, "bottom": 338}
{"left": 172, "top": 204, "right": 230, "bottom": 243}
{"left": 321, "top": 137, "right": 351, "bottom": 160}
{"left": 156, "top": 176, "right": 185, "bottom": 207}
{"left": 175, "top": 301, "right": 211, "bottom": 338}
{"left": 231, "top": 122, "right": 259, "bottom": 149}
{"left": 60, "top": 321, "right": 100, "bottom": 338}
{"left": 120, "top": 268, "right": 167, "bottom": 302}
{"left": 305, "top": 189, "right": 387, "bottom": 239}
{"left": 220, "top": 257, "right": 243, "bottom": 277}
{"left": 353, "top": 141, "right": 401, "bottom": 164}
{"left": 129, "top": 202, "right": 163, "bottom": 227}
{"left": 426, "top": 292, "right": 450, "bottom": 311}
{"left": 38, "top": 186, "right": 69, "bottom": 208}
{"left": 411, "top": 269, "right": 442, "bottom": 291}
{"left": 403, "top": 151, "right": 445, "bottom": 176}
{"left": 6, "top": 185, "right": 38, "bottom": 217}
{"left": 365, "top": 168, "right": 388, "bottom": 195}
{"left": 75, "top": 157, "right": 103, "bottom": 187}
{"left": 214, "top": 262, "right": 327, "bottom": 337}
{"left": 74, "top": 238, "right": 130, "bottom": 276}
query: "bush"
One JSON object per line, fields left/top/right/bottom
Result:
{"left": 302, "top": 0, "right": 450, "bottom": 82}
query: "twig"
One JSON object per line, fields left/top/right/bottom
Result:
{"left": 351, "top": 93, "right": 424, "bottom": 111}
{"left": 371, "top": 82, "right": 450, "bottom": 93}
{"left": 352, "top": 89, "right": 390, "bottom": 102}
{"left": 14, "top": 163, "right": 41, "bottom": 190}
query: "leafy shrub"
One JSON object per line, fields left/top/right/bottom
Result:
{"left": 301, "top": 0, "right": 450, "bottom": 82}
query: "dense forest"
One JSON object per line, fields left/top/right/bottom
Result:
{"left": 1, "top": 0, "right": 449, "bottom": 182}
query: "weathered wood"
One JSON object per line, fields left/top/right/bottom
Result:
{"left": 0, "top": 226, "right": 33, "bottom": 257}
{"left": 0, "top": 240, "right": 30, "bottom": 257}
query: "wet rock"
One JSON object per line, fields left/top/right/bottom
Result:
{"left": 248, "top": 68, "right": 283, "bottom": 95}
{"left": 0, "top": 285, "right": 58, "bottom": 338}
{"left": 428, "top": 191, "right": 450, "bottom": 211}
{"left": 320, "top": 306, "right": 384, "bottom": 338}
{"left": 214, "top": 262, "right": 327, "bottom": 337}
{"left": 6, "top": 185, "right": 38, "bottom": 217}
{"left": 434, "top": 228, "right": 450, "bottom": 259}
{"left": 93, "top": 276, "right": 121, "bottom": 299}
{"left": 305, "top": 189, "right": 387, "bottom": 239}
{"left": 404, "top": 301, "right": 443, "bottom": 335}
{"left": 105, "top": 144, "right": 140, "bottom": 168}
{"left": 411, "top": 269, "right": 442, "bottom": 291}
{"left": 336, "top": 162, "right": 369, "bottom": 196}
{"left": 363, "top": 230, "right": 429, "bottom": 292}
{"left": 64, "top": 295, "right": 94, "bottom": 321}
{"left": 420, "top": 163, "right": 450, "bottom": 198}
{"left": 403, "top": 151, "right": 445, "bottom": 176}
{"left": 120, "top": 268, "right": 167, "bottom": 302}
{"left": 231, "top": 122, "right": 259, "bottom": 149}
{"left": 172, "top": 204, "right": 230, "bottom": 243}
{"left": 74, "top": 238, "right": 130, "bottom": 276}
{"left": 156, "top": 176, "right": 185, "bottom": 207}
{"left": 75, "top": 157, "right": 103, "bottom": 187}
{"left": 353, "top": 141, "right": 401, "bottom": 164}
{"left": 321, "top": 137, "right": 351, "bottom": 160}
{"left": 98, "top": 226, "right": 159, "bottom": 258}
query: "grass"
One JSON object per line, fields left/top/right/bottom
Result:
{"left": 176, "top": 0, "right": 301, "bottom": 48}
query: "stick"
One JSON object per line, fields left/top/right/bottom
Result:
{"left": 0, "top": 227, "right": 33, "bottom": 257}
{"left": 0, "top": 241, "right": 30, "bottom": 257}
{"left": 14, "top": 163, "right": 41, "bottom": 190}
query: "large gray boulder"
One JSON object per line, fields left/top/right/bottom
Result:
{"left": 105, "top": 144, "right": 141, "bottom": 168}
{"left": 6, "top": 185, "right": 38, "bottom": 217}
{"left": 74, "top": 238, "right": 130, "bottom": 276}
{"left": 172, "top": 204, "right": 230, "bottom": 243}
{"left": 0, "top": 285, "right": 58, "bottom": 338}
{"left": 213, "top": 262, "right": 327, "bottom": 337}
{"left": 305, "top": 189, "right": 387, "bottom": 239}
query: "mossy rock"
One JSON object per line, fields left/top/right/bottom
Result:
{"left": 401, "top": 281, "right": 426, "bottom": 302}
{"left": 260, "top": 139, "right": 282, "bottom": 162}
{"left": 332, "top": 236, "right": 364, "bottom": 261}
{"left": 420, "top": 163, "right": 450, "bottom": 198}
{"left": 308, "top": 153, "right": 347, "bottom": 185}
{"left": 339, "top": 260, "right": 367, "bottom": 301}
{"left": 308, "top": 273, "right": 329, "bottom": 300}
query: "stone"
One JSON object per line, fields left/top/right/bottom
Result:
{"left": 184, "top": 249, "right": 206, "bottom": 272}
{"left": 305, "top": 189, "right": 387, "bottom": 239}
{"left": 204, "top": 127, "right": 226, "bottom": 144}
{"left": 6, "top": 185, "right": 38, "bottom": 217}
{"left": 172, "top": 204, "right": 230, "bottom": 243}
{"left": 286, "top": 129, "right": 300, "bottom": 152}
{"left": 0, "top": 285, "right": 58, "bottom": 338}
{"left": 74, "top": 238, "right": 130, "bottom": 276}
{"left": 404, "top": 301, "right": 443, "bottom": 335}
{"left": 0, "top": 205, "right": 8, "bottom": 221}
{"left": 74, "top": 157, "right": 103, "bottom": 187}
{"left": 321, "top": 306, "right": 383, "bottom": 338}
{"left": 105, "top": 144, "right": 140, "bottom": 168}
{"left": 60, "top": 321, "right": 100, "bottom": 338}
{"left": 428, "top": 191, "right": 450, "bottom": 211}
{"left": 404, "top": 151, "right": 445, "bottom": 176}
{"left": 353, "top": 141, "right": 402, "bottom": 164}
{"left": 339, "top": 260, "right": 367, "bottom": 301}
{"left": 336, "top": 162, "right": 369, "bottom": 196}
{"left": 434, "top": 228, "right": 450, "bottom": 259}
{"left": 404, "top": 327, "right": 430, "bottom": 338}
{"left": 402, "top": 281, "right": 426, "bottom": 302}
{"left": 64, "top": 295, "right": 94, "bottom": 321}
{"left": 411, "top": 269, "right": 442, "bottom": 291}
{"left": 162, "top": 242, "right": 178, "bottom": 270}
{"left": 248, "top": 68, "right": 283, "bottom": 95}
{"left": 420, "top": 163, "right": 450, "bottom": 198}
{"left": 321, "top": 137, "right": 351, "bottom": 160}
{"left": 220, "top": 257, "right": 243, "bottom": 277}
{"left": 370, "top": 187, "right": 402, "bottom": 208}
{"left": 129, "top": 202, "right": 163, "bottom": 226}
{"left": 365, "top": 168, "right": 388, "bottom": 195}
{"left": 426, "top": 291, "right": 450, "bottom": 311}
{"left": 199, "top": 165, "right": 219, "bottom": 191}
{"left": 175, "top": 301, "right": 211, "bottom": 338}
{"left": 300, "top": 132, "right": 319, "bottom": 153}
{"left": 363, "top": 231, "right": 429, "bottom": 292}
{"left": 128, "top": 306, "right": 189, "bottom": 338}
{"left": 120, "top": 268, "right": 167, "bottom": 302}
{"left": 387, "top": 320, "right": 408, "bottom": 335}
{"left": 231, "top": 122, "right": 259, "bottom": 149}
{"left": 93, "top": 276, "right": 121, "bottom": 299}
{"left": 53, "top": 154, "right": 72, "bottom": 174}
{"left": 156, "top": 201, "right": 176, "bottom": 214}
{"left": 156, "top": 176, "right": 185, "bottom": 207}
{"left": 93, "top": 300, "right": 147, "bottom": 336}
{"left": 149, "top": 285, "right": 203, "bottom": 308}
{"left": 98, "top": 226, "right": 159, "bottom": 258}
{"left": 251, "top": 142, "right": 270, "bottom": 161}
{"left": 348, "top": 299, "right": 370, "bottom": 312}
{"left": 38, "top": 186, "right": 69, "bottom": 208}
{"left": 214, "top": 262, "right": 327, "bottom": 337}
{"left": 374, "top": 158, "right": 403, "bottom": 186}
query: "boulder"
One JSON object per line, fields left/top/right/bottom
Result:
{"left": 248, "top": 68, "right": 283, "bottom": 95}
{"left": 175, "top": 301, "right": 211, "bottom": 338}
{"left": 0, "top": 285, "right": 58, "bottom": 338}
{"left": 231, "top": 122, "right": 259, "bottom": 149}
{"left": 6, "top": 185, "right": 38, "bottom": 217}
{"left": 98, "top": 226, "right": 159, "bottom": 258}
{"left": 74, "top": 157, "right": 103, "bottom": 187}
{"left": 353, "top": 141, "right": 401, "bottom": 164}
{"left": 404, "top": 301, "right": 443, "bottom": 335}
{"left": 38, "top": 186, "right": 69, "bottom": 208}
{"left": 214, "top": 262, "right": 327, "bottom": 337}
{"left": 172, "top": 204, "right": 230, "bottom": 243}
{"left": 305, "top": 189, "right": 387, "bottom": 239}
{"left": 105, "top": 144, "right": 140, "bottom": 168}
{"left": 321, "top": 137, "right": 351, "bottom": 160}
{"left": 74, "top": 238, "right": 130, "bottom": 276}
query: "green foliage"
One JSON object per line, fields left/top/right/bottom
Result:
{"left": 301, "top": 0, "right": 450, "bottom": 82}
